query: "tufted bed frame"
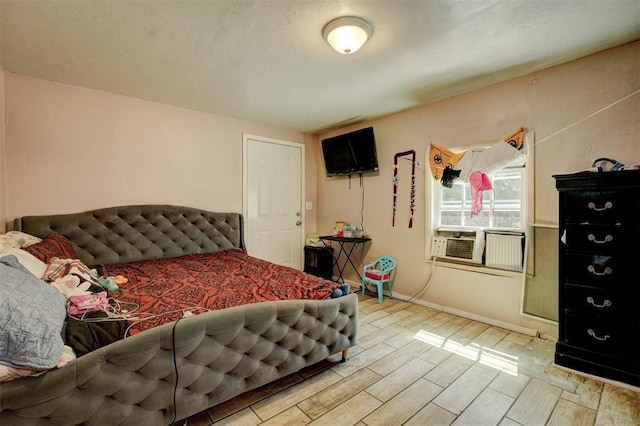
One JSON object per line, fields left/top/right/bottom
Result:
{"left": 1, "top": 205, "right": 358, "bottom": 425}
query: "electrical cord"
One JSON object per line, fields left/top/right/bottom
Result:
{"left": 169, "top": 317, "right": 181, "bottom": 425}
{"left": 123, "top": 307, "right": 210, "bottom": 337}
{"left": 66, "top": 298, "right": 141, "bottom": 322}
{"left": 592, "top": 157, "right": 625, "bottom": 171}
{"left": 167, "top": 308, "right": 211, "bottom": 425}
{"left": 66, "top": 298, "right": 204, "bottom": 424}
{"left": 360, "top": 173, "right": 365, "bottom": 230}
{"left": 406, "top": 257, "right": 439, "bottom": 303}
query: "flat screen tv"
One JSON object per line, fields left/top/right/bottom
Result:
{"left": 321, "top": 127, "right": 379, "bottom": 177}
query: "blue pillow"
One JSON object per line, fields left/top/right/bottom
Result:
{"left": 0, "top": 255, "right": 67, "bottom": 369}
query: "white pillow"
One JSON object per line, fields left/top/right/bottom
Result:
{"left": 0, "top": 235, "right": 20, "bottom": 252}
{"left": 0, "top": 248, "right": 47, "bottom": 278}
{"left": 5, "top": 231, "right": 42, "bottom": 248}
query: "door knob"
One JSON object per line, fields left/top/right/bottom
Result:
{"left": 296, "top": 221, "right": 302, "bottom": 226}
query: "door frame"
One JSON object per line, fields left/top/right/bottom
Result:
{"left": 242, "top": 133, "right": 306, "bottom": 268}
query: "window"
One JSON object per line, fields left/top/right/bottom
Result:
{"left": 433, "top": 167, "right": 525, "bottom": 231}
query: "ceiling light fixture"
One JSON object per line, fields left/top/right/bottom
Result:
{"left": 323, "top": 16, "right": 372, "bottom": 55}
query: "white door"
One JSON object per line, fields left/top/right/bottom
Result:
{"left": 243, "top": 134, "right": 304, "bottom": 269}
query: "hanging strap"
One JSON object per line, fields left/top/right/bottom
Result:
{"left": 392, "top": 150, "right": 417, "bottom": 228}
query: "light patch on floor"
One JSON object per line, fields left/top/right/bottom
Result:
{"left": 415, "top": 329, "right": 518, "bottom": 375}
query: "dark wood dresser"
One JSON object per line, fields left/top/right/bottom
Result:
{"left": 554, "top": 169, "right": 640, "bottom": 387}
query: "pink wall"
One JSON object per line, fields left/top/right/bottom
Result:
{"left": 0, "top": 68, "right": 6, "bottom": 231}
{"left": 315, "top": 41, "right": 639, "bottom": 333}
{"left": 4, "top": 74, "right": 310, "bottom": 224}
{"left": 2, "top": 42, "right": 638, "bottom": 334}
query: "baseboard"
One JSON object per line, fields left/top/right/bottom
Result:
{"left": 392, "top": 292, "right": 539, "bottom": 337}
{"left": 355, "top": 284, "right": 540, "bottom": 337}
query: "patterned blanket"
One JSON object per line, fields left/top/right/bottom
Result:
{"left": 101, "top": 249, "right": 340, "bottom": 333}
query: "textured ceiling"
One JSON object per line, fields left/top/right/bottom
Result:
{"left": 1, "top": 0, "right": 639, "bottom": 133}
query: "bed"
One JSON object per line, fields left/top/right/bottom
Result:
{"left": 0, "top": 205, "right": 358, "bottom": 425}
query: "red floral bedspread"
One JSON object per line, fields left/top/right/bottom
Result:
{"left": 101, "top": 249, "right": 340, "bottom": 333}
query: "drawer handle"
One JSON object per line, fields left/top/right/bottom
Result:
{"left": 587, "top": 329, "right": 610, "bottom": 341}
{"left": 587, "top": 234, "right": 613, "bottom": 244}
{"left": 587, "top": 265, "right": 612, "bottom": 276}
{"left": 586, "top": 296, "right": 612, "bottom": 308}
{"left": 587, "top": 201, "right": 613, "bottom": 211}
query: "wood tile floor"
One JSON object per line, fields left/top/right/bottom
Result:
{"left": 186, "top": 293, "right": 640, "bottom": 426}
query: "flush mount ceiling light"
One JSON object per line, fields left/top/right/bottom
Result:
{"left": 323, "top": 16, "right": 372, "bottom": 54}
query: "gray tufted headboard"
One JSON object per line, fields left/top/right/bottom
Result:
{"left": 13, "top": 205, "right": 245, "bottom": 266}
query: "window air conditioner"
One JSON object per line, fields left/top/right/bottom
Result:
{"left": 431, "top": 229, "right": 485, "bottom": 264}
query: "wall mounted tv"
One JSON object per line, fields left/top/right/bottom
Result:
{"left": 321, "top": 127, "right": 379, "bottom": 177}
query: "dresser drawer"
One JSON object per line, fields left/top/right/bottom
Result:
{"left": 563, "top": 253, "right": 624, "bottom": 286}
{"left": 563, "top": 224, "right": 629, "bottom": 254}
{"left": 563, "top": 284, "right": 630, "bottom": 317}
{"left": 563, "top": 189, "right": 638, "bottom": 224}
{"left": 562, "top": 312, "right": 638, "bottom": 360}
